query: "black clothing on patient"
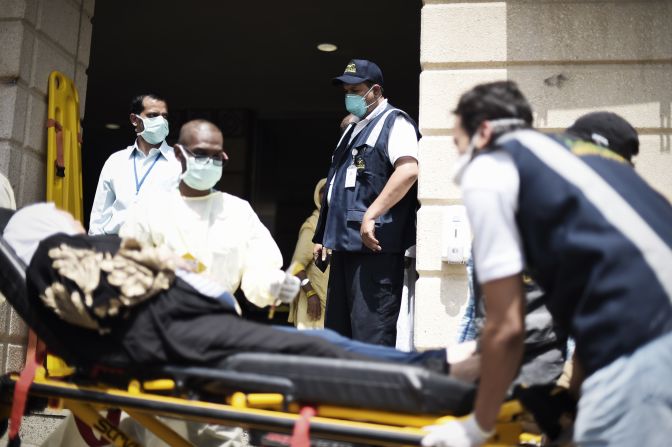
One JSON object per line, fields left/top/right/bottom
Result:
{"left": 27, "top": 234, "right": 366, "bottom": 369}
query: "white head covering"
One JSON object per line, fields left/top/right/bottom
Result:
{"left": 4, "top": 203, "right": 81, "bottom": 265}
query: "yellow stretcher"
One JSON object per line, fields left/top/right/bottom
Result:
{"left": 0, "top": 367, "right": 536, "bottom": 447}
{"left": 0, "top": 209, "right": 541, "bottom": 447}
{"left": 46, "top": 70, "right": 83, "bottom": 223}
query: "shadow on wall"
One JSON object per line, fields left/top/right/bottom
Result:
{"left": 439, "top": 266, "right": 470, "bottom": 318}
{"left": 504, "top": 0, "right": 672, "bottom": 155}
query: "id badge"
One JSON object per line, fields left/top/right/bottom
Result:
{"left": 345, "top": 164, "right": 357, "bottom": 188}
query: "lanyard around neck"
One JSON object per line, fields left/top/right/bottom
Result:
{"left": 133, "top": 150, "right": 162, "bottom": 194}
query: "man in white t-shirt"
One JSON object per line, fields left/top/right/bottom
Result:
{"left": 313, "top": 59, "right": 421, "bottom": 346}
{"left": 120, "top": 119, "right": 299, "bottom": 308}
{"left": 422, "top": 81, "right": 672, "bottom": 447}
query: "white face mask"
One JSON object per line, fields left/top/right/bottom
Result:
{"left": 177, "top": 145, "right": 223, "bottom": 191}
{"left": 137, "top": 115, "right": 169, "bottom": 144}
{"left": 452, "top": 118, "right": 527, "bottom": 185}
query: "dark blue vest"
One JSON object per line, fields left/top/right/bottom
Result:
{"left": 481, "top": 130, "right": 672, "bottom": 375}
{"left": 314, "top": 104, "right": 420, "bottom": 253}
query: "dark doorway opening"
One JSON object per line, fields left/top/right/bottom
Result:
{"left": 82, "top": 0, "right": 422, "bottom": 268}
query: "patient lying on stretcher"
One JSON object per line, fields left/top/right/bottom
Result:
{"left": 3, "top": 203, "right": 479, "bottom": 379}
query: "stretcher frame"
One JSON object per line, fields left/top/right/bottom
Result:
{"left": 0, "top": 362, "right": 539, "bottom": 447}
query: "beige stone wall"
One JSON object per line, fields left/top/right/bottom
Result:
{"left": 0, "top": 0, "right": 95, "bottom": 377}
{"left": 416, "top": 0, "right": 672, "bottom": 348}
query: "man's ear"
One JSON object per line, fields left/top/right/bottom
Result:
{"left": 373, "top": 84, "right": 383, "bottom": 98}
{"left": 475, "top": 121, "right": 494, "bottom": 150}
{"left": 130, "top": 113, "right": 143, "bottom": 133}
{"left": 173, "top": 144, "right": 188, "bottom": 172}
{"left": 174, "top": 143, "right": 184, "bottom": 161}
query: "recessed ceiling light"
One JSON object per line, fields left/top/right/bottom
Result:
{"left": 317, "top": 43, "right": 338, "bottom": 52}
{"left": 105, "top": 123, "right": 121, "bottom": 130}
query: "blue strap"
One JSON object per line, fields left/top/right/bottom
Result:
{"left": 133, "top": 151, "right": 162, "bottom": 194}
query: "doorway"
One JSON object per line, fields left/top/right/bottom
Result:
{"left": 82, "top": 0, "right": 422, "bottom": 266}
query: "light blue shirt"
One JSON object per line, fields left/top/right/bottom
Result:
{"left": 88, "top": 139, "right": 181, "bottom": 235}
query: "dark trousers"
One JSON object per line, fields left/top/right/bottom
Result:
{"left": 325, "top": 251, "right": 404, "bottom": 346}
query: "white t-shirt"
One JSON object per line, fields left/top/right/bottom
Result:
{"left": 120, "top": 189, "right": 284, "bottom": 307}
{"left": 460, "top": 150, "right": 525, "bottom": 283}
{"left": 328, "top": 99, "right": 419, "bottom": 203}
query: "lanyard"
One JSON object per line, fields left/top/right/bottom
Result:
{"left": 133, "top": 150, "right": 162, "bottom": 194}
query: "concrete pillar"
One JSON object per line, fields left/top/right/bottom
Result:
{"left": 0, "top": 0, "right": 94, "bottom": 442}
{"left": 0, "top": 0, "right": 95, "bottom": 372}
{"left": 416, "top": 0, "right": 672, "bottom": 349}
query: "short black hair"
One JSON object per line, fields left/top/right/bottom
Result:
{"left": 454, "top": 81, "right": 533, "bottom": 137}
{"left": 129, "top": 93, "right": 167, "bottom": 115}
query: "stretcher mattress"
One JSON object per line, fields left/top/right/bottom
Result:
{"left": 221, "top": 353, "right": 475, "bottom": 415}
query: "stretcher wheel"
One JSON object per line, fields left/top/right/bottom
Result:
{"left": 7, "top": 435, "right": 20, "bottom": 447}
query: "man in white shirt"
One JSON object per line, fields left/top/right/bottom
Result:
{"left": 422, "top": 81, "right": 672, "bottom": 447}
{"left": 313, "top": 59, "right": 420, "bottom": 346}
{"left": 89, "top": 94, "right": 181, "bottom": 235}
{"left": 120, "top": 119, "right": 300, "bottom": 308}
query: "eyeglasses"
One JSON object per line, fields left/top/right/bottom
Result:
{"left": 177, "top": 144, "right": 229, "bottom": 167}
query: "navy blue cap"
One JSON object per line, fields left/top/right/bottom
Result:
{"left": 566, "top": 111, "right": 639, "bottom": 162}
{"left": 332, "top": 59, "right": 384, "bottom": 86}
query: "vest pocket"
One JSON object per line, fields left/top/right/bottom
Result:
{"left": 346, "top": 209, "right": 365, "bottom": 223}
{"left": 346, "top": 209, "right": 381, "bottom": 225}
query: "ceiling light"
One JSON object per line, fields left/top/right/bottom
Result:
{"left": 317, "top": 43, "right": 338, "bottom": 52}
{"left": 105, "top": 123, "right": 121, "bottom": 130}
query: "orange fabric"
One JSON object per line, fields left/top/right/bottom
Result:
{"left": 9, "top": 330, "right": 46, "bottom": 439}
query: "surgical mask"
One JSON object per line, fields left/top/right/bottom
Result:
{"left": 136, "top": 115, "right": 169, "bottom": 145}
{"left": 452, "top": 118, "right": 527, "bottom": 185}
{"left": 177, "top": 145, "right": 223, "bottom": 191}
{"left": 345, "top": 85, "right": 376, "bottom": 118}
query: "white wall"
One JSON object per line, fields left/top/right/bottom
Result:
{"left": 416, "top": 0, "right": 672, "bottom": 348}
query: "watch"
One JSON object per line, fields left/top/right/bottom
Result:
{"left": 300, "top": 278, "right": 311, "bottom": 287}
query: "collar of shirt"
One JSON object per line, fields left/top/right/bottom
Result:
{"left": 128, "top": 139, "right": 173, "bottom": 160}
{"left": 350, "top": 98, "right": 389, "bottom": 141}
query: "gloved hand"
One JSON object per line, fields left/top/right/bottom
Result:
{"left": 421, "top": 415, "right": 492, "bottom": 447}
{"left": 269, "top": 271, "right": 301, "bottom": 304}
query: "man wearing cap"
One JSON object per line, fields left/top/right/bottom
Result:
{"left": 89, "top": 93, "right": 181, "bottom": 235}
{"left": 313, "top": 59, "right": 420, "bottom": 346}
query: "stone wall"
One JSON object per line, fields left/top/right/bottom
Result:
{"left": 0, "top": 0, "right": 94, "bottom": 377}
{"left": 416, "top": 0, "right": 672, "bottom": 348}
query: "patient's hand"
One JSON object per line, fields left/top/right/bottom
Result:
{"left": 174, "top": 256, "right": 199, "bottom": 272}
{"left": 449, "top": 355, "right": 480, "bottom": 383}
